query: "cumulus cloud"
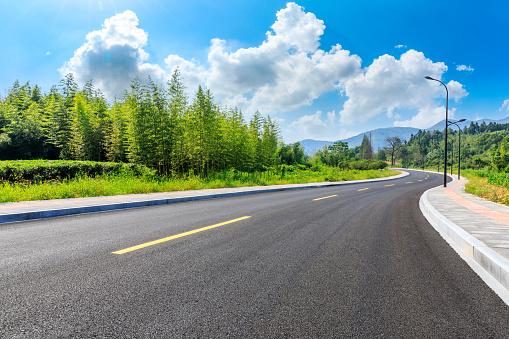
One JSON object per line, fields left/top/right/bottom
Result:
{"left": 60, "top": 4, "right": 468, "bottom": 134}
{"left": 59, "top": 10, "right": 165, "bottom": 98}
{"left": 394, "top": 106, "right": 456, "bottom": 128}
{"left": 499, "top": 99, "right": 509, "bottom": 112}
{"left": 205, "top": 2, "right": 362, "bottom": 114}
{"left": 61, "top": 4, "right": 362, "bottom": 109}
{"left": 456, "top": 64, "right": 474, "bottom": 72}
{"left": 164, "top": 54, "right": 208, "bottom": 93}
{"left": 286, "top": 110, "right": 356, "bottom": 141}
{"left": 338, "top": 49, "right": 468, "bottom": 128}
{"left": 290, "top": 111, "right": 328, "bottom": 135}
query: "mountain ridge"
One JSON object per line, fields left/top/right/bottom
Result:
{"left": 299, "top": 116, "right": 509, "bottom": 154}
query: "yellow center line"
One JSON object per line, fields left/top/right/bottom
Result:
{"left": 418, "top": 179, "right": 423, "bottom": 181}
{"left": 405, "top": 182, "right": 413, "bottom": 184}
{"left": 358, "top": 188, "right": 369, "bottom": 191}
{"left": 313, "top": 195, "right": 338, "bottom": 201}
{"left": 112, "top": 216, "right": 251, "bottom": 255}
{"left": 385, "top": 184, "right": 395, "bottom": 187}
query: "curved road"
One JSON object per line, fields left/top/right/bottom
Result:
{"left": 1, "top": 170, "right": 508, "bottom": 337}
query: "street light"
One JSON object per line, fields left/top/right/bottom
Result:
{"left": 447, "top": 118, "right": 466, "bottom": 179}
{"left": 425, "top": 76, "right": 449, "bottom": 187}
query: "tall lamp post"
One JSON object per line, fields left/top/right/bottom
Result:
{"left": 447, "top": 119, "right": 466, "bottom": 179}
{"left": 425, "top": 76, "right": 449, "bottom": 187}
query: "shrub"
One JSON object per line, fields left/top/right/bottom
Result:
{"left": 0, "top": 160, "right": 156, "bottom": 183}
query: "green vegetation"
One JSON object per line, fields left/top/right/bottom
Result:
{"left": 462, "top": 169, "right": 509, "bottom": 206}
{"left": 0, "top": 161, "right": 399, "bottom": 203}
{"left": 0, "top": 160, "right": 155, "bottom": 183}
{"left": 380, "top": 122, "right": 509, "bottom": 205}
{"left": 0, "top": 71, "right": 283, "bottom": 175}
{"left": 0, "top": 72, "right": 396, "bottom": 203}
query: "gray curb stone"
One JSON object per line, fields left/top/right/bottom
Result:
{"left": 420, "top": 179, "right": 509, "bottom": 292}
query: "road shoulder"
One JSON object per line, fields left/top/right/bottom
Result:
{"left": 420, "top": 173, "right": 509, "bottom": 305}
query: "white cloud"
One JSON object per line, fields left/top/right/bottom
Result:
{"left": 338, "top": 49, "right": 468, "bottom": 128}
{"left": 499, "top": 99, "right": 509, "bottom": 112}
{"left": 59, "top": 10, "right": 165, "bottom": 98}
{"left": 164, "top": 54, "right": 208, "bottom": 93}
{"left": 61, "top": 4, "right": 362, "bottom": 108}
{"left": 45, "top": 51, "right": 51, "bottom": 56}
{"left": 59, "top": 5, "right": 469, "bottom": 137}
{"left": 286, "top": 110, "right": 356, "bottom": 141}
{"left": 290, "top": 111, "right": 328, "bottom": 136}
{"left": 205, "top": 2, "right": 362, "bottom": 115}
{"left": 456, "top": 64, "right": 474, "bottom": 72}
{"left": 394, "top": 106, "right": 455, "bottom": 128}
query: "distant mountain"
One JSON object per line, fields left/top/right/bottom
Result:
{"left": 299, "top": 127, "right": 419, "bottom": 154}
{"left": 299, "top": 115, "right": 509, "bottom": 154}
{"left": 298, "top": 139, "right": 334, "bottom": 153}
{"left": 342, "top": 127, "right": 420, "bottom": 151}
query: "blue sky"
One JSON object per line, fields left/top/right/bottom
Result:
{"left": 1, "top": 0, "right": 508, "bottom": 143}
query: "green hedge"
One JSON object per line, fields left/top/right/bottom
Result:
{"left": 348, "top": 160, "right": 388, "bottom": 170}
{"left": 0, "top": 160, "right": 156, "bottom": 183}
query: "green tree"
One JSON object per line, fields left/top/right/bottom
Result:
{"left": 359, "top": 134, "right": 374, "bottom": 160}
{"left": 167, "top": 68, "right": 188, "bottom": 174}
{"left": 384, "top": 136, "right": 404, "bottom": 165}
{"left": 490, "top": 136, "right": 509, "bottom": 171}
{"left": 105, "top": 102, "right": 128, "bottom": 162}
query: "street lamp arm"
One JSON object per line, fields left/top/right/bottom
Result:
{"left": 447, "top": 118, "right": 467, "bottom": 127}
{"left": 425, "top": 76, "right": 448, "bottom": 94}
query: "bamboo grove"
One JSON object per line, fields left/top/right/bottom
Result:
{"left": 0, "top": 70, "right": 282, "bottom": 176}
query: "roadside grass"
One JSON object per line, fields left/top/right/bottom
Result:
{"left": 462, "top": 169, "right": 509, "bottom": 206}
{"left": 0, "top": 167, "right": 400, "bottom": 203}
{"left": 416, "top": 167, "right": 509, "bottom": 206}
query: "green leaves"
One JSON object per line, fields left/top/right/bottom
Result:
{"left": 0, "top": 71, "right": 283, "bottom": 176}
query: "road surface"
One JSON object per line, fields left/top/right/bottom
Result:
{"left": 1, "top": 170, "right": 508, "bottom": 337}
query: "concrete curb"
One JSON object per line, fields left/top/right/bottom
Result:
{"left": 0, "top": 170, "right": 409, "bottom": 224}
{"left": 419, "top": 179, "right": 509, "bottom": 292}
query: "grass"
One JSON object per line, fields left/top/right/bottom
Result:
{"left": 0, "top": 167, "right": 400, "bottom": 203}
{"left": 412, "top": 166, "right": 509, "bottom": 206}
{"left": 462, "top": 169, "right": 509, "bottom": 206}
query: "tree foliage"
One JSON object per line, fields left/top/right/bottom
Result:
{"left": 381, "top": 121, "right": 509, "bottom": 172}
{"left": 0, "top": 71, "right": 287, "bottom": 176}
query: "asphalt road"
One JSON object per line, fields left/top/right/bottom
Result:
{"left": 1, "top": 170, "right": 509, "bottom": 338}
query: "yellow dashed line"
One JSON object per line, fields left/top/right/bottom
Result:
{"left": 112, "top": 216, "right": 251, "bottom": 254}
{"left": 358, "top": 188, "right": 369, "bottom": 191}
{"left": 313, "top": 195, "right": 338, "bottom": 201}
{"left": 385, "top": 184, "right": 395, "bottom": 187}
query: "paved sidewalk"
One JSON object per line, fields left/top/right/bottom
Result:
{"left": 0, "top": 171, "right": 409, "bottom": 224}
{"left": 421, "top": 173, "right": 509, "bottom": 297}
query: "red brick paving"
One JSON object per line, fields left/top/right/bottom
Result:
{"left": 444, "top": 179, "right": 509, "bottom": 225}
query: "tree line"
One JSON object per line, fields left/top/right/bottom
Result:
{"left": 0, "top": 70, "right": 284, "bottom": 176}
{"left": 378, "top": 121, "right": 509, "bottom": 172}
